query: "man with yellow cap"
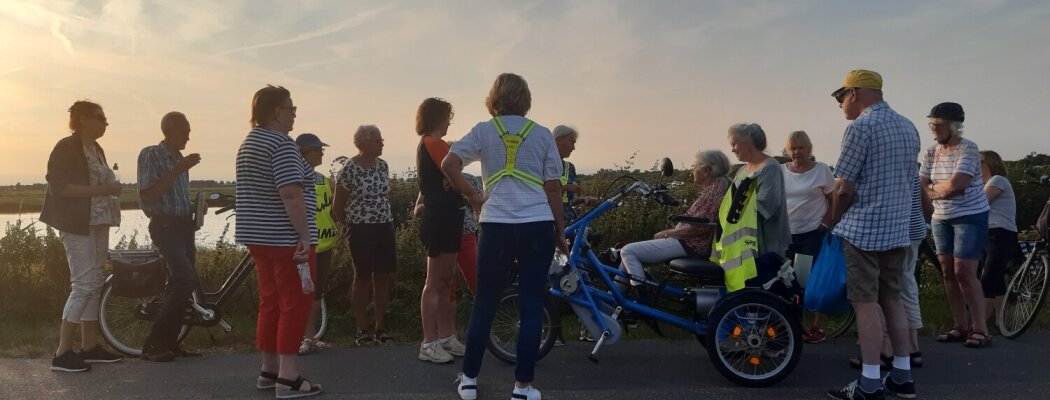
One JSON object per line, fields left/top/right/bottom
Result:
{"left": 827, "top": 69, "right": 922, "bottom": 400}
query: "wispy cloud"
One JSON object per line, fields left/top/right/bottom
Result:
{"left": 217, "top": 5, "right": 394, "bottom": 56}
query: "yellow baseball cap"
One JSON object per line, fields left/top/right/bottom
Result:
{"left": 831, "top": 69, "right": 882, "bottom": 98}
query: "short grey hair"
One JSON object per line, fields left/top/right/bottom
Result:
{"left": 160, "top": 111, "right": 187, "bottom": 135}
{"left": 695, "top": 149, "right": 731, "bottom": 178}
{"left": 353, "top": 124, "right": 381, "bottom": 144}
{"left": 552, "top": 125, "right": 578, "bottom": 140}
{"left": 728, "top": 123, "right": 767, "bottom": 152}
{"left": 930, "top": 118, "right": 965, "bottom": 136}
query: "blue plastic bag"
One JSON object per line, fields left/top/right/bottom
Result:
{"left": 803, "top": 233, "right": 850, "bottom": 314}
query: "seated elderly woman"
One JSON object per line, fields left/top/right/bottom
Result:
{"left": 619, "top": 149, "right": 731, "bottom": 286}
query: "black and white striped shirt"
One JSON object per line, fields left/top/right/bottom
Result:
{"left": 234, "top": 127, "right": 317, "bottom": 246}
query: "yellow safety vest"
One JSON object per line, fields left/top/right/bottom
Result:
{"left": 483, "top": 117, "right": 544, "bottom": 190}
{"left": 560, "top": 160, "right": 570, "bottom": 204}
{"left": 314, "top": 174, "right": 339, "bottom": 253}
{"left": 712, "top": 177, "right": 759, "bottom": 292}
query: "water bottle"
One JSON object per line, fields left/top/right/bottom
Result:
{"left": 297, "top": 262, "right": 315, "bottom": 294}
{"left": 111, "top": 163, "right": 121, "bottom": 201}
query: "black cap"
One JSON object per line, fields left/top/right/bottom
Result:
{"left": 927, "top": 102, "right": 965, "bottom": 122}
{"left": 294, "top": 133, "right": 328, "bottom": 148}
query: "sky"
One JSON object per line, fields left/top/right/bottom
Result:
{"left": 1, "top": 0, "right": 1048, "bottom": 185}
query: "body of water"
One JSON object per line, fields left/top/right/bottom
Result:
{"left": 0, "top": 209, "right": 236, "bottom": 248}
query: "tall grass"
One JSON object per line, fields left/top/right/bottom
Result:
{"left": 2, "top": 160, "right": 1048, "bottom": 357}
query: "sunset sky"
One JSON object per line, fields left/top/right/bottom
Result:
{"left": 1, "top": 0, "right": 1047, "bottom": 185}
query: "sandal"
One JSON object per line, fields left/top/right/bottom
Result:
{"left": 374, "top": 329, "right": 393, "bottom": 344}
{"left": 964, "top": 331, "right": 992, "bottom": 348}
{"left": 848, "top": 353, "right": 892, "bottom": 370}
{"left": 935, "top": 327, "right": 968, "bottom": 343}
{"left": 275, "top": 376, "right": 322, "bottom": 399}
{"left": 257, "top": 371, "right": 278, "bottom": 390}
{"left": 355, "top": 329, "right": 374, "bottom": 346}
{"left": 910, "top": 351, "right": 923, "bottom": 368}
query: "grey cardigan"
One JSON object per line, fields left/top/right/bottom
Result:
{"left": 733, "top": 157, "right": 790, "bottom": 257}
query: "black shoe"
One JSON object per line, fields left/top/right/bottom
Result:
{"left": 883, "top": 376, "right": 916, "bottom": 399}
{"left": 141, "top": 350, "right": 176, "bottom": 362}
{"left": 827, "top": 380, "right": 884, "bottom": 400}
{"left": 173, "top": 346, "right": 202, "bottom": 358}
{"left": 51, "top": 350, "right": 90, "bottom": 372}
{"left": 78, "top": 345, "right": 122, "bottom": 363}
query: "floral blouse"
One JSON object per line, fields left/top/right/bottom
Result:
{"left": 676, "top": 177, "right": 729, "bottom": 257}
{"left": 337, "top": 157, "right": 393, "bottom": 224}
{"left": 84, "top": 143, "right": 120, "bottom": 227}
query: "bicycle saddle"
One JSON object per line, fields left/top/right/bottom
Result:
{"left": 668, "top": 257, "right": 724, "bottom": 281}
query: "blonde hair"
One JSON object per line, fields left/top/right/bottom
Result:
{"left": 485, "top": 73, "right": 531, "bottom": 117}
{"left": 785, "top": 130, "right": 812, "bottom": 152}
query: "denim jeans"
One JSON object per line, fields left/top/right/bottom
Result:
{"left": 144, "top": 218, "right": 198, "bottom": 352}
{"left": 462, "top": 221, "right": 555, "bottom": 383}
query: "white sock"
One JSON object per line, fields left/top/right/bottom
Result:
{"left": 861, "top": 364, "right": 881, "bottom": 380}
{"left": 893, "top": 356, "right": 911, "bottom": 371}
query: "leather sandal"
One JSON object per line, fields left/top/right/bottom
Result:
{"left": 257, "top": 371, "right": 278, "bottom": 390}
{"left": 275, "top": 376, "right": 322, "bottom": 399}
{"left": 935, "top": 327, "right": 968, "bottom": 343}
{"left": 964, "top": 331, "right": 992, "bottom": 348}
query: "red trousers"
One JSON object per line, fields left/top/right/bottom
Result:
{"left": 450, "top": 233, "right": 478, "bottom": 300}
{"left": 248, "top": 245, "right": 316, "bottom": 354}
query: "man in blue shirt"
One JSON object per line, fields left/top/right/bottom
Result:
{"left": 137, "top": 111, "right": 202, "bottom": 362}
{"left": 827, "top": 70, "right": 921, "bottom": 400}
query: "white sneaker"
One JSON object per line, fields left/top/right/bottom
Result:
{"left": 455, "top": 373, "right": 477, "bottom": 400}
{"left": 441, "top": 336, "right": 466, "bottom": 357}
{"left": 419, "top": 342, "right": 454, "bottom": 364}
{"left": 511, "top": 384, "right": 541, "bottom": 400}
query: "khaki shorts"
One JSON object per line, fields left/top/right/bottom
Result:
{"left": 842, "top": 239, "right": 909, "bottom": 303}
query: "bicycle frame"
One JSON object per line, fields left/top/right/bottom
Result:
{"left": 550, "top": 183, "right": 724, "bottom": 340}
{"left": 198, "top": 251, "right": 256, "bottom": 308}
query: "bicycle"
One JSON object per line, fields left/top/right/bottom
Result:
{"left": 996, "top": 169, "right": 1050, "bottom": 339}
{"left": 98, "top": 192, "right": 328, "bottom": 356}
{"left": 486, "top": 160, "right": 803, "bottom": 387}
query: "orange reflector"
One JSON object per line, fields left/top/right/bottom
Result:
{"left": 749, "top": 356, "right": 760, "bottom": 366}
{"left": 732, "top": 326, "right": 742, "bottom": 337}
{"left": 767, "top": 327, "right": 776, "bottom": 337}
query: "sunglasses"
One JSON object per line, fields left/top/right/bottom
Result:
{"left": 834, "top": 89, "right": 855, "bottom": 104}
{"left": 928, "top": 122, "right": 950, "bottom": 130}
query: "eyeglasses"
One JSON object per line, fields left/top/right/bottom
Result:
{"left": 88, "top": 115, "right": 108, "bottom": 124}
{"left": 279, "top": 106, "right": 297, "bottom": 114}
{"left": 928, "top": 122, "right": 949, "bottom": 130}
{"left": 367, "top": 139, "right": 384, "bottom": 144}
{"left": 834, "top": 89, "right": 855, "bottom": 104}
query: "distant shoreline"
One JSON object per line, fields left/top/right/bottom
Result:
{"left": 0, "top": 184, "right": 235, "bottom": 215}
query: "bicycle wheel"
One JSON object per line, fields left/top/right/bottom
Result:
{"left": 997, "top": 251, "right": 1048, "bottom": 339}
{"left": 485, "top": 288, "right": 560, "bottom": 364}
{"left": 706, "top": 291, "right": 803, "bottom": 387}
{"left": 801, "top": 309, "right": 856, "bottom": 338}
{"left": 98, "top": 281, "right": 190, "bottom": 356}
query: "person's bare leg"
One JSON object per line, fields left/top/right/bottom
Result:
{"left": 422, "top": 252, "right": 458, "bottom": 341}
{"left": 985, "top": 295, "right": 1003, "bottom": 328}
{"left": 373, "top": 272, "right": 394, "bottom": 332}
{"left": 939, "top": 254, "right": 968, "bottom": 330}
{"left": 262, "top": 351, "right": 278, "bottom": 374}
{"left": 853, "top": 302, "right": 884, "bottom": 364}
{"left": 955, "top": 259, "right": 988, "bottom": 334}
{"left": 303, "top": 299, "right": 322, "bottom": 340}
{"left": 56, "top": 321, "right": 78, "bottom": 355}
{"left": 80, "top": 320, "right": 100, "bottom": 349}
{"left": 881, "top": 297, "right": 912, "bottom": 357}
{"left": 351, "top": 274, "right": 372, "bottom": 333}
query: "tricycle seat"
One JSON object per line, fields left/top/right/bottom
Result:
{"left": 668, "top": 257, "right": 724, "bottom": 281}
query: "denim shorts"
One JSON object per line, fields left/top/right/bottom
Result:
{"left": 932, "top": 211, "right": 989, "bottom": 260}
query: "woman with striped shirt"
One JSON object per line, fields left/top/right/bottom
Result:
{"left": 920, "top": 102, "right": 992, "bottom": 348}
{"left": 235, "top": 85, "right": 322, "bottom": 398}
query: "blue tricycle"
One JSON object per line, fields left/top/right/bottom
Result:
{"left": 484, "top": 159, "right": 803, "bottom": 387}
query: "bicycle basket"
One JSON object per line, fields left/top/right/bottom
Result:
{"left": 1037, "top": 199, "right": 1050, "bottom": 241}
{"left": 110, "top": 250, "right": 167, "bottom": 298}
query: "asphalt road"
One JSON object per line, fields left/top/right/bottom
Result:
{"left": 1, "top": 333, "right": 1048, "bottom": 399}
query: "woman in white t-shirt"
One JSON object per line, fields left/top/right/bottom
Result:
{"left": 781, "top": 131, "right": 835, "bottom": 344}
{"left": 979, "top": 150, "right": 1021, "bottom": 327}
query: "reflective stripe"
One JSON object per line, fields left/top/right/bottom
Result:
{"left": 715, "top": 179, "right": 760, "bottom": 292}
{"left": 720, "top": 227, "right": 758, "bottom": 246}
{"left": 560, "top": 160, "right": 570, "bottom": 203}
{"left": 484, "top": 117, "right": 544, "bottom": 190}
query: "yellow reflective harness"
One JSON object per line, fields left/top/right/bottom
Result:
{"left": 483, "top": 117, "right": 544, "bottom": 190}
{"left": 711, "top": 176, "right": 760, "bottom": 292}
{"left": 560, "top": 160, "right": 570, "bottom": 204}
